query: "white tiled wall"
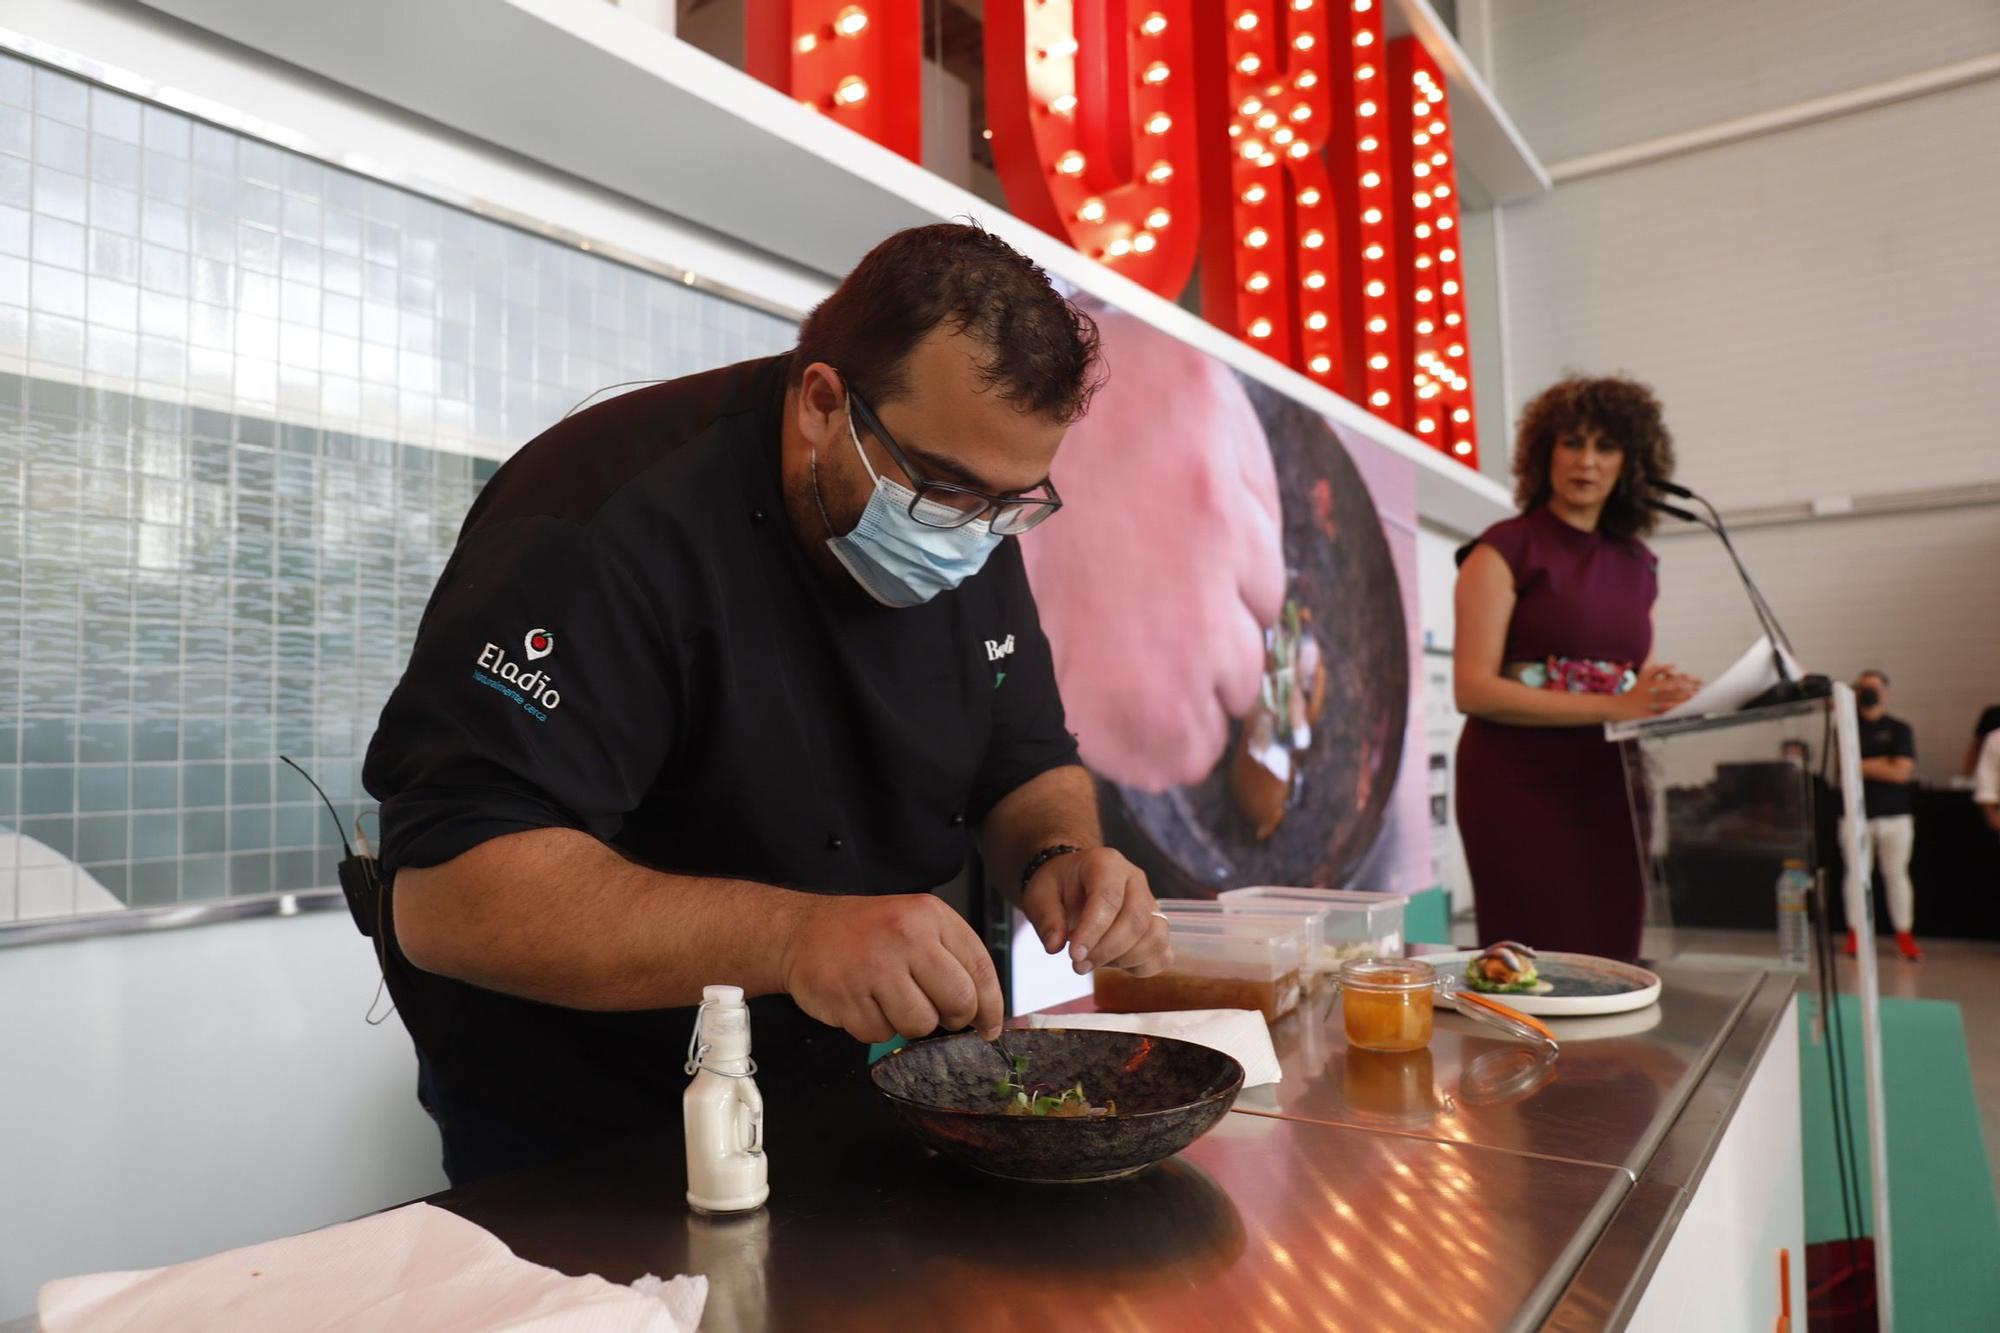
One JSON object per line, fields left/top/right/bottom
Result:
{"left": 0, "top": 52, "right": 798, "bottom": 924}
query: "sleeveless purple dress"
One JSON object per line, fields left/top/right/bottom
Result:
{"left": 1455, "top": 505, "right": 1658, "bottom": 961}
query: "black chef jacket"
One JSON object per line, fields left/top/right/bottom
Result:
{"left": 361, "top": 353, "right": 1078, "bottom": 1183}
{"left": 1858, "top": 714, "right": 1916, "bottom": 819}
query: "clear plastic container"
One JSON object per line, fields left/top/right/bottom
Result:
{"left": 1153, "top": 899, "right": 1332, "bottom": 988}
{"left": 1220, "top": 886, "right": 1408, "bottom": 973}
{"left": 1093, "top": 916, "right": 1306, "bottom": 1022}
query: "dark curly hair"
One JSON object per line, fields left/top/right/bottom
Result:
{"left": 1513, "top": 375, "right": 1675, "bottom": 543}
{"left": 793, "top": 222, "right": 1103, "bottom": 425}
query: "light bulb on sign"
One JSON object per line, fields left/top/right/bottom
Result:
{"left": 1360, "top": 136, "right": 1378, "bottom": 151}
{"left": 1133, "top": 232, "right": 1158, "bottom": 253}
{"left": 1141, "top": 12, "right": 1168, "bottom": 35}
{"left": 1355, "top": 0, "right": 1373, "bottom": 10}
{"left": 1304, "top": 271, "right": 1327, "bottom": 289}
{"left": 1288, "top": 143, "right": 1310, "bottom": 158}
{"left": 1291, "top": 105, "right": 1312, "bottom": 122}
{"left": 1298, "top": 70, "right": 1320, "bottom": 88}
{"left": 1303, "top": 229, "right": 1325, "bottom": 248}
{"left": 1430, "top": 119, "right": 1445, "bottom": 134}
{"left": 1365, "top": 280, "right": 1385, "bottom": 297}
{"left": 1413, "top": 132, "right": 1430, "bottom": 146}
{"left": 1447, "top": 343, "right": 1464, "bottom": 357}
{"left": 1259, "top": 153, "right": 1278, "bottom": 167}
{"left": 1415, "top": 224, "right": 1432, "bottom": 238}
{"left": 1356, "top": 64, "right": 1374, "bottom": 80}
{"left": 1364, "top": 244, "right": 1384, "bottom": 260}
{"left": 1371, "top": 391, "right": 1391, "bottom": 406}
{"left": 1426, "top": 88, "right": 1444, "bottom": 103}
{"left": 1107, "top": 237, "right": 1133, "bottom": 257}
{"left": 1363, "top": 207, "right": 1382, "bottom": 224}
{"left": 835, "top": 6, "right": 869, "bottom": 36}
{"left": 1051, "top": 38, "right": 1079, "bottom": 57}
{"left": 1056, "top": 151, "right": 1086, "bottom": 175}
{"left": 1247, "top": 272, "right": 1271, "bottom": 292}
{"left": 1257, "top": 111, "right": 1280, "bottom": 130}
{"left": 1240, "top": 97, "right": 1263, "bottom": 116}
{"left": 1273, "top": 128, "right": 1295, "bottom": 145}
{"left": 1077, "top": 198, "right": 1107, "bottom": 222}
{"left": 1359, "top": 100, "right": 1378, "bottom": 117}
{"left": 1368, "top": 316, "right": 1387, "bottom": 332}
{"left": 1453, "top": 409, "right": 1471, "bottom": 423}
{"left": 1416, "top": 320, "right": 1433, "bottom": 333}
{"left": 1236, "top": 10, "right": 1259, "bottom": 31}
{"left": 1416, "top": 288, "right": 1432, "bottom": 301}
{"left": 1238, "top": 54, "right": 1262, "bottom": 74}
{"left": 1246, "top": 227, "right": 1271, "bottom": 248}
{"left": 1306, "top": 311, "right": 1329, "bottom": 331}
{"left": 1310, "top": 355, "right": 1332, "bottom": 373}
{"left": 1432, "top": 151, "right": 1448, "bottom": 166}
{"left": 1438, "top": 216, "right": 1454, "bottom": 230}
{"left": 1453, "top": 440, "right": 1472, "bottom": 456}
{"left": 1445, "top": 311, "right": 1461, "bottom": 325}
{"left": 1436, "top": 185, "right": 1451, "bottom": 198}
{"left": 1144, "top": 62, "right": 1171, "bottom": 85}
{"left": 1413, "top": 163, "right": 1431, "bottom": 178}
{"left": 1355, "top": 29, "right": 1374, "bottom": 46}
{"left": 1453, "top": 377, "right": 1468, "bottom": 391}
{"left": 1146, "top": 112, "right": 1173, "bottom": 135}
{"left": 1294, "top": 33, "right": 1315, "bottom": 50}
{"left": 1442, "top": 280, "right": 1459, "bottom": 295}
{"left": 1416, "top": 255, "right": 1433, "bottom": 269}
{"left": 835, "top": 76, "right": 869, "bottom": 106}
{"left": 1052, "top": 93, "right": 1078, "bottom": 114}
{"left": 1298, "top": 187, "right": 1322, "bottom": 206}
{"left": 797, "top": 33, "right": 819, "bottom": 53}
{"left": 1418, "top": 419, "right": 1435, "bottom": 433}
{"left": 1369, "top": 354, "right": 1389, "bottom": 370}
{"left": 1244, "top": 184, "right": 1268, "bottom": 203}
{"left": 1440, "top": 248, "right": 1455, "bottom": 262}
{"left": 1147, "top": 208, "right": 1171, "bottom": 229}
{"left": 1229, "top": 124, "right": 1243, "bottom": 137}
{"left": 1147, "top": 161, "right": 1174, "bottom": 183}
{"left": 1416, "top": 350, "right": 1434, "bottom": 365}
{"left": 1362, "top": 171, "right": 1382, "bottom": 187}
{"left": 1249, "top": 318, "right": 1274, "bottom": 339}
{"left": 1241, "top": 141, "right": 1265, "bottom": 160}
{"left": 1414, "top": 192, "right": 1431, "bottom": 206}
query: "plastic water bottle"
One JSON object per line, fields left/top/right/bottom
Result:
{"left": 1775, "top": 859, "right": 1811, "bottom": 969}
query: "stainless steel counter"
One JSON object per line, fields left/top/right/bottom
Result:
{"left": 414, "top": 961, "right": 1797, "bottom": 1332}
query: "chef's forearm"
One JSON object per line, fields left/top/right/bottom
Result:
{"left": 977, "top": 764, "right": 1103, "bottom": 898}
{"left": 392, "top": 826, "right": 823, "bottom": 1011}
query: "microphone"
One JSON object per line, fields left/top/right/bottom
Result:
{"left": 1646, "top": 482, "right": 1825, "bottom": 706}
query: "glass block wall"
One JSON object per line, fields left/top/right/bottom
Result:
{"left": 0, "top": 54, "right": 797, "bottom": 923}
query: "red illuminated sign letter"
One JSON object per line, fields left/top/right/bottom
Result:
{"left": 985, "top": 0, "right": 1203, "bottom": 300}
{"left": 747, "top": 0, "right": 924, "bottom": 161}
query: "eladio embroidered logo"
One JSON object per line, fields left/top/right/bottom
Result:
{"left": 524, "top": 627, "right": 555, "bottom": 660}
{"left": 473, "top": 633, "right": 562, "bottom": 721}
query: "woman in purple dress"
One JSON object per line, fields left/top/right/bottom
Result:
{"left": 1453, "top": 378, "right": 1700, "bottom": 962}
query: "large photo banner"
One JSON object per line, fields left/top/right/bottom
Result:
{"left": 1021, "top": 303, "right": 1430, "bottom": 902}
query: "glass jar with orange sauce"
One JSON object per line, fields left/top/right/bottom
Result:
{"left": 1335, "top": 957, "right": 1437, "bottom": 1053}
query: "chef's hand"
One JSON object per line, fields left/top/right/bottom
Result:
{"left": 781, "top": 893, "right": 1005, "bottom": 1044}
{"left": 1021, "top": 847, "right": 1174, "bottom": 978}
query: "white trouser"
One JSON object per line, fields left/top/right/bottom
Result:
{"left": 1844, "top": 813, "right": 1917, "bottom": 935}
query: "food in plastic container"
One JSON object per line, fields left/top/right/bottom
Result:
{"left": 1154, "top": 899, "right": 1331, "bottom": 989}
{"left": 1220, "top": 886, "right": 1408, "bottom": 975}
{"left": 1094, "top": 917, "right": 1305, "bottom": 1022}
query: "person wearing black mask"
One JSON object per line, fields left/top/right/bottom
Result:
{"left": 1845, "top": 669, "right": 1922, "bottom": 960}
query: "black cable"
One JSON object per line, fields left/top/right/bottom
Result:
{"left": 278, "top": 753, "right": 355, "bottom": 858}
{"left": 1817, "top": 707, "right": 1868, "bottom": 1277}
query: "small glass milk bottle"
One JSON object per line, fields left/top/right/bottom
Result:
{"left": 683, "top": 985, "right": 768, "bottom": 1214}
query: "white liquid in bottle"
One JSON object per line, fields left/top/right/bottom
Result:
{"left": 684, "top": 985, "right": 769, "bottom": 1215}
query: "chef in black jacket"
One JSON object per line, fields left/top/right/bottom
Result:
{"left": 363, "top": 224, "right": 1173, "bottom": 1183}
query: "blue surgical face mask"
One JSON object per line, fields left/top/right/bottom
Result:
{"left": 814, "top": 408, "right": 1003, "bottom": 608}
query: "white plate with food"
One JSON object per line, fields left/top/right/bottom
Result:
{"left": 1424, "top": 943, "right": 1662, "bottom": 1017}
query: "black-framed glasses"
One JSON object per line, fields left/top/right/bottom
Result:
{"left": 845, "top": 388, "right": 1063, "bottom": 536}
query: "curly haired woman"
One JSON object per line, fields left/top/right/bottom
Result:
{"left": 1452, "top": 377, "right": 1702, "bottom": 961}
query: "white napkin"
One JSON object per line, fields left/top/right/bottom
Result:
{"left": 1023, "top": 1008, "right": 1283, "bottom": 1088}
{"left": 37, "top": 1202, "right": 706, "bottom": 1333}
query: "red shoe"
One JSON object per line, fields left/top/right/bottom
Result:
{"left": 1896, "top": 932, "right": 1924, "bottom": 961}
{"left": 1843, "top": 930, "right": 1858, "bottom": 958}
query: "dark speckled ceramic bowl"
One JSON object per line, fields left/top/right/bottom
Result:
{"left": 870, "top": 1029, "right": 1245, "bottom": 1184}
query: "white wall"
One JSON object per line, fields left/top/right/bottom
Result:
{"left": 1486, "top": 0, "right": 2000, "bottom": 778}
{"left": 0, "top": 911, "right": 445, "bottom": 1317}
